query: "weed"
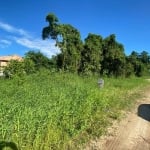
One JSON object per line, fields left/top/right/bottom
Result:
{"left": 0, "top": 72, "right": 149, "bottom": 149}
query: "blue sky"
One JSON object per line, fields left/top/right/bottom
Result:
{"left": 0, "top": 0, "right": 150, "bottom": 57}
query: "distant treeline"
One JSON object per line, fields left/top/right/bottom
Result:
{"left": 4, "top": 13, "right": 150, "bottom": 78}
{"left": 42, "top": 13, "right": 150, "bottom": 77}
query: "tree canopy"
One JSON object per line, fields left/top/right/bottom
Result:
{"left": 41, "top": 13, "right": 150, "bottom": 77}
{"left": 5, "top": 13, "right": 149, "bottom": 78}
{"left": 42, "top": 13, "right": 83, "bottom": 72}
{"left": 80, "top": 33, "right": 103, "bottom": 75}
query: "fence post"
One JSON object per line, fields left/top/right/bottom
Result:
{"left": 98, "top": 79, "right": 104, "bottom": 88}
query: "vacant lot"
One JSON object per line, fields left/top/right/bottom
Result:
{"left": 0, "top": 72, "right": 149, "bottom": 149}
{"left": 86, "top": 87, "right": 150, "bottom": 150}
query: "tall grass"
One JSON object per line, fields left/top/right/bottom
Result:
{"left": 0, "top": 71, "right": 149, "bottom": 149}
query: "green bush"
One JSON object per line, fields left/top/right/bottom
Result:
{"left": 23, "top": 58, "right": 35, "bottom": 74}
{"left": 3, "top": 60, "right": 25, "bottom": 78}
{"left": 3, "top": 59, "right": 36, "bottom": 78}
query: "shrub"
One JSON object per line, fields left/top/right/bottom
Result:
{"left": 3, "top": 60, "right": 25, "bottom": 78}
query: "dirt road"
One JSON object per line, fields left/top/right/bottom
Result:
{"left": 86, "top": 87, "right": 150, "bottom": 150}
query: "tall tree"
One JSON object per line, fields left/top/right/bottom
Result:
{"left": 56, "top": 24, "right": 83, "bottom": 72}
{"left": 42, "top": 13, "right": 83, "bottom": 72}
{"left": 101, "top": 34, "right": 126, "bottom": 77}
{"left": 42, "top": 13, "right": 59, "bottom": 40}
{"left": 139, "top": 51, "right": 149, "bottom": 64}
{"left": 128, "top": 51, "right": 150, "bottom": 76}
{"left": 128, "top": 51, "right": 140, "bottom": 76}
{"left": 80, "top": 33, "right": 103, "bottom": 74}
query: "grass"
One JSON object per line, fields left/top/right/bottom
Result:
{"left": 0, "top": 71, "right": 149, "bottom": 149}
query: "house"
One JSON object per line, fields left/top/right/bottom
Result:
{"left": 0, "top": 55, "right": 23, "bottom": 76}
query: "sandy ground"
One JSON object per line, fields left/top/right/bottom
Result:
{"left": 86, "top": 87, "right": 150, "bottom": 150}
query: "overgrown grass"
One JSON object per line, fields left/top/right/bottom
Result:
{"left": 0, "top": 71, "right": 149, "bottom": 149}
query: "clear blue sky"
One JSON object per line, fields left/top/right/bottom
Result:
{"left": 0, "top": 0, "right": 150, "bottom": 57}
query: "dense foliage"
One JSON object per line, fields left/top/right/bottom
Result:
{"left": 41, "top": 13, "right": 150, "bottom": 77}
{"left": 0, "top": 72, "right": 149, "bottom": 149}
{"left": 3, "top": 13, "right": 149, "bottom": 78}
{"left": 43, "top": 13, "right": 83, "bottom": 72}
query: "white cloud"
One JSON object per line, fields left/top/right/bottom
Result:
{"left": 0, "top": 21, "right": 60, "bottom": 57}
{"left": 14, "top": 37, "right": 60, "bottom": 57}
{"left": 0, "top": 39, "right": 12, "bottom": 48}
{"left": 0, "top": 39, "right": 11, "bottom": 45}
{"left": 0, "top": 21, "right": 15, "bottom": 32}
{"left": 0, "top": 21, "right": 30, "bottom": 37}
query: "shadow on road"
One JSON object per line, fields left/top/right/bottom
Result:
{"left": 0, "top": 141, "right": 19, "bottom": 150}
{"left": 138, "top": 104, "right": 150, "bottom": 121}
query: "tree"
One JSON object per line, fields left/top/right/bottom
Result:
{"left": 25, "top": 51, "right": 50, "bottom": 70}
{"left": 23, "top": 58, "right": 35, "bottom": 74}
{"left": 42, "top": 13, "right": 59, "bottom": 40}
{"left": 80, "top": 33, "right": 103, "bottom": 75}
{"left": 139, "top": 51, "right": 149, "bottom": 65}
{"left": 127, "top": 51, "right": 143, "bottom": 77}
{"left": 56, "top": 24, "right": 83, "bottom": 72}
{"left": 101, "top": 34, "right": 126, "bottom": 77}
{"left": 42, "top": 13, "right": 83, "bottom": 72}
{"left": 125, "top": 56, "right": 135, "bottom": 77}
